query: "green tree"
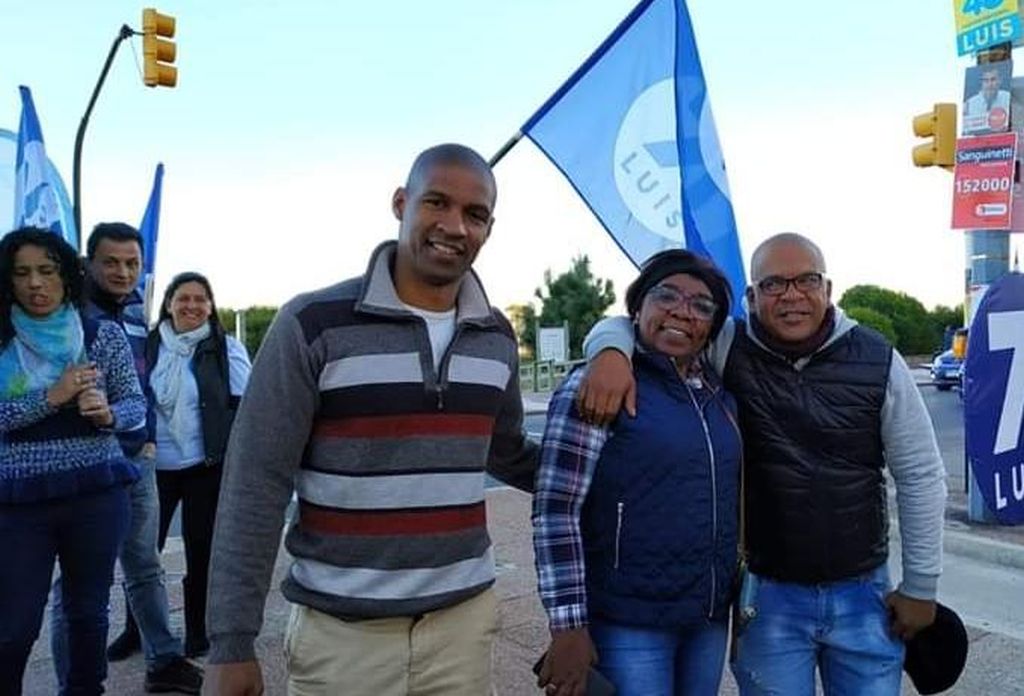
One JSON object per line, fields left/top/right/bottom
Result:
{"left": 838, "top": 285, "right": 934, "bottom": 354}
{"left": 218, "top": 306, "right": 279, "bottom": 359}
{"left": 843, "top": 306, "right": 897, "bottom": 344}
{"left": 534, "top": 256, "right": 615, "bottom": 359}
{"left": 505, "top": 302, "right": 538, "bottom": 361}
{"left": 928, "top": 304, "right": 964, "bottom": 351}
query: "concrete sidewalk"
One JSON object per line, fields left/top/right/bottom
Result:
{"left": 21, "top": 487, "right": 1024, "bottom": 695}
{"left": 18, "top": 389, "right": 1024, "bottom": 695}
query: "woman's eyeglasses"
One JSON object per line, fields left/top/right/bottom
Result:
{"left": 647, "top": 284, "right": 718, "bottom": 321}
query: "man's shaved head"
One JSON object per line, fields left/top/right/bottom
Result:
{"left": 750, "top": 232, "right": 826, "bottom": 280}
{"left": 405, "top": 143, "right": 496, "bottom": 207}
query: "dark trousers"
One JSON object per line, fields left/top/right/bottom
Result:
{"left": 156, "top": 463, "right": 222, "bottom": 653}
{"left": 0, "top": 485, "right": 130, "bottom": 696}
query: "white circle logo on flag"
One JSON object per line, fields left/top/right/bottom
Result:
{"left": 613, "top": 79, "right": 683, "bottom": 242}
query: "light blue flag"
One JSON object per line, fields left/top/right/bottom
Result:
{"left": 522, "top": 0, "right": 746, "bottom": 315}
{"left": 13, "top": 86, "right": 77, "bottom": 248}
{"left": 138, "top": 163, "right": 164, "bottom": 321}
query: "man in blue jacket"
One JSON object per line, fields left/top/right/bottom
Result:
{"left": 579, "top": 233, "right": 947, "bottom": 695}
{"left": 51, "top": 223, "right": 202, "bottom": 694}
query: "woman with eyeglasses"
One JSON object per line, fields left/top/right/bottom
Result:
{"left": 532, "top": 249, "right": 742, "bottom": 696}
{"left": 0, "top": 228, "right": 145, "bottom": 693}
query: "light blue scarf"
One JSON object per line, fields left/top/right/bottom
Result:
{"left": 0, "top": 304, "right": 86, "bottom": 398}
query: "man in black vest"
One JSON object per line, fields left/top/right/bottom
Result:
{"left": 579, "top": 233, "right": 947, "bottom": 695}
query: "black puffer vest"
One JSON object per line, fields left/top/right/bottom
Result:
{"left": 724, "top": 320, "right": 892, "bottom": 583}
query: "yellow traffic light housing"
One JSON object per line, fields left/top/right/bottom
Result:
{"left": 912, "top": 103, "right": 956, "bottom": 170}
{"left": 142, "top": 8, "right": 177, "bottom": 88}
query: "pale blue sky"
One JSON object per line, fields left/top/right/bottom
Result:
{"left": 0, "top": 0, "right": 1014, "bottom": 312}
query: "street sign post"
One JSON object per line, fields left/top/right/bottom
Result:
{"left": 964, "top": 271, "right": 1024, "bottom": 524}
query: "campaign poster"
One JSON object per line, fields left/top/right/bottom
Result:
{"left": 955, "top": 0, "right": 1021, "bottom": 55}
{"left": 952, "top": 133, "right": 1017, "bottom": 229}
{"left": 1007, "top": 76, "right": 1024, "bottom": 230}
{"left": 964, "top": 272, "right": 1024, "bottom": 524}
{"left": 963, "top": 61, "right": 1013, "bottom": 135}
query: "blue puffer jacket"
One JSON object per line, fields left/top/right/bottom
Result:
{"left": 582, "top": 349, "right": 742, "bottom": 628}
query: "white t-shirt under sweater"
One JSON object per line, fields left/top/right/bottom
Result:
{"left": 403, "top": 304, "right": 456, "bottom": 372}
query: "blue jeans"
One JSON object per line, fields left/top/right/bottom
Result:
{"left": 0, "top": 485, "right": 130, "bottom": 696}
{"left": 730, "top": 563, "right": 905, "bottom": 696}
{"left": 589, "top": 618, "right": 729, "bottom": 696}
{"left": 52, "top": 456, "right": 180, "bottom": 678}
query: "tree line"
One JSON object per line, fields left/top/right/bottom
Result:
{"left": 216, "top": 307, "right": 278, "bottom": 360}
{"left": 509, "top": 257, "right": 963, "bottom": 361}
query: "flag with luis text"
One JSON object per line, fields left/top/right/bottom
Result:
{"left": 522, "top": 0, "right": 746, "bottom": 314}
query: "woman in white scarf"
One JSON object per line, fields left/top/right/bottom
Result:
{"left": 146, "top": 272, "right": 251, "bottom": 658}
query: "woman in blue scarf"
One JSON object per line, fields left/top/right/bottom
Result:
{"left": 0, "top": 228, "right": 146, "bottom": 694}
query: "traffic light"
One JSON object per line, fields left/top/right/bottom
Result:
{"left": 142, "top": 8, "right": 177, "bottom": 88}
{"left": 912, "top": 103, "right": 956, "bottom": 169}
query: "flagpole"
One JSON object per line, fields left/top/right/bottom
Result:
{"left": 521, "top": 0, "right": 654, "bottom": 133}
{"left": 489, "top": 0, "right": 654, "bottom": 168}
{"left": 73, "top": 24, "right": 135, "bottom": 249}
{"left": 489, "top": 132, "right": 523, "bottom": 167}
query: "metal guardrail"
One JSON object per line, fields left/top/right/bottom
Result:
{"left": 519, "top": 359, "right": 585, "bottom": 392}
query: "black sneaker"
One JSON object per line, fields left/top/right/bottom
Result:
{"left": 106, "top": 624, "right": 141, "bottom": 662}
{"left": 145, "top": 657, "right": 203, "bottom": 694}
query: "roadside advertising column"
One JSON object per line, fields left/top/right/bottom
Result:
{"left": 951, "top": 2, "right": 1024, "bottom": 523}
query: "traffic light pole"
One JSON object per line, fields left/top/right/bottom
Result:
{"left": 72, "top": 24, "right": 136, "bottom": 250}
{"left": 965, "top": 43, "right": 1012, "bottom": 524}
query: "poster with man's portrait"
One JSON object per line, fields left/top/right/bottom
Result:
{"left": 963, "top": 60, "right": 1013, "bottom": 136}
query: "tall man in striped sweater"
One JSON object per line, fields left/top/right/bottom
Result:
{"left": 203, "top": 144, "right": 539, "bottom": 696}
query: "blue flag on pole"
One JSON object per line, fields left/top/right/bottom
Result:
{"left": 522, "top": 0, "right": 746, "bottom": 315}
{"left": 139, "top": 163, "right": 164, "bottom": 281}
{"left": 138, "top": 163, "right": 164, "bottom": 320}
{"left": 13, "top": 86, "right": 76, "bottom": 248}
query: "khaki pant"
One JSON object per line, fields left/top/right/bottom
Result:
{"left": 284, "top": 588, "right": 498, "bottom": 696}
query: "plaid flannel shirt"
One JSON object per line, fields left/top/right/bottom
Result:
{"left": 531, "top": 368, "right": 608, "bottom": 631}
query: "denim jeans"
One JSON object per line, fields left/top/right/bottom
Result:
{"left": 52, "top": 456, "right": 180, "bottom": 679}
{"left": 0, "top": 485, "right": 130, "bottom": 696}
{"left": 589, "top": 618, "right": 729, "bottom": 696}
{"left": 730, "top": 563, "right": 905, "bottom": 696}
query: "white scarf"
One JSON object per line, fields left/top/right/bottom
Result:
{"left": 152, "top": 319, "right": 211, "bottom": 449}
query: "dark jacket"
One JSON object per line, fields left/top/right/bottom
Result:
{"left": 145, "top": 324, "right": 239, "bottom": 466}
{"left": 583, "top": 349, "right": 742, "bottom": 627}
{"left": 83, "top": 282, "right": 149, "bottom": 457}
{"left": 724, "top": 320, "right": 891, "bottom": 583}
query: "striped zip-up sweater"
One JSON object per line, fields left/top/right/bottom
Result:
{"left": 207, "top": 241, "right": 538, "bottom": 664}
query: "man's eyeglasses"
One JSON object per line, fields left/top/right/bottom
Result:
{"left": 646, "top": 284, "right": 718, "bottom": 321}
{"left": 755, "top": 272, "right": 825, "bottom": 296}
